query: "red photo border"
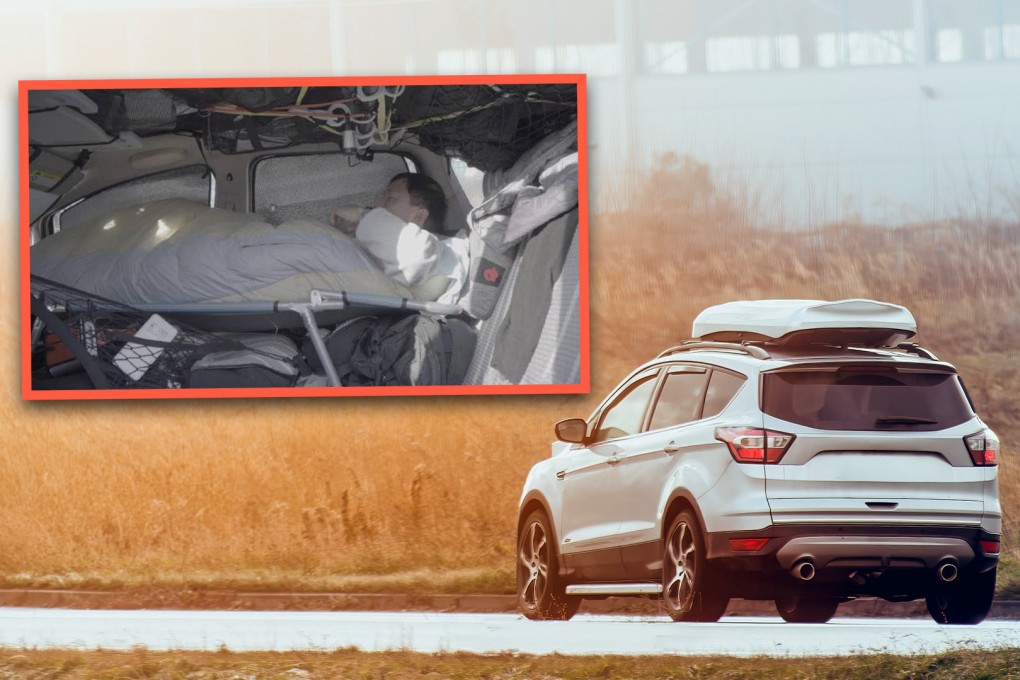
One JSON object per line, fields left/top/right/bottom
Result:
{"left": 20, "top": 74, "right": 589, "bottom": 401}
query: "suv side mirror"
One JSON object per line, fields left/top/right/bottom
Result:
{"left": 555, "top": 418, "right": 587, "bottom": 444}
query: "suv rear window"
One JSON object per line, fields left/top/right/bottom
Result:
{"left": 762, "top": 366, "right": 974, "bottom": 431}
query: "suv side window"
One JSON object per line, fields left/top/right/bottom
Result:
{"left": 591, "top": 371, "right": 659, "bottom": 443}
{"left": 702, "top": 369, "right": 746, "bottom": 418}
{"left": 54, "top": 165, "right": 212, "bottom": 234}
{"left": 647, "top": 366, "right": 709, "bottom": 431}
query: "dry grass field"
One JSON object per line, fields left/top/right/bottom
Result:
{"left": 4, "top": 154, "right": 1018, "bottom": 595}
{"left": 2, "top": 646, "right": 1019, "bottom": 680}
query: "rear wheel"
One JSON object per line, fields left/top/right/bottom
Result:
{"left": 775, "top": 594, "right": 840, "bottom": 623}
{"left": 662, "top": 511, "right": 730, "bottom": 622}
{"left": 926, "top": 567, "right": 996, "bottom": 625}
{"left": 517, "top": 510, "right": 581, "bottom": 620}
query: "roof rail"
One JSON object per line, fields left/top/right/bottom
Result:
{"left": 657, "top": 341, "right": 771, "bottom": 361}
{"left": 895, "top": 342, "right": 939, "bottom": 361}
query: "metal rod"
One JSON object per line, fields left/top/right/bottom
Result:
{"left": 132, "top": 302, "right": 279, "bottom": 314}
{"left": 297, "top": 306, "right": 342, "bottom": 387}
{"left": 311, "top": 290, "right": 461, "bottom": 316}
{"left": 30, "top": 317, "right": 47, "bottom": 347}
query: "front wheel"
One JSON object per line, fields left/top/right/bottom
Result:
{"left": 662, "top": 511, "right": 729, "bottom": 622}
{"left": 517, "top": 509, "right": 581, "bottom": 620}
{"left": 926, "top": 567, "right": 996, "bottom": 625}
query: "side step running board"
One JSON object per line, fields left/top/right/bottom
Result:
{"left": 565, "top": 583, "right": 661, "bottom": 596}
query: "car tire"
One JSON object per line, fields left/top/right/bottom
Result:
{"left": 775, "top": 594, "right": 840, "bottom": 623}
{"left": 926, "top": 567, "right": 996, "bottom": 625}
{"left": 517, "top": 509, "right": 581, "bottom": 621}
{"left": 662, "top": 511, "right": 729, "bottom": 622}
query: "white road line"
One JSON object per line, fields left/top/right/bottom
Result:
{"left": 1, "top": 610, "right": 1017, "bottom": 656}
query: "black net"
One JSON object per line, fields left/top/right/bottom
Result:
{"left": 88, "top": 89, "right": 180, "bottom": 136}
{"left": 391, "top": 85, "right": 578, "bottom": 172}
{"left": 71, "top": 85, "right": 577, "bottom": 170}
{"left": 31, "top": 276, "right": 244, "bottom": 390}
{"left": 181, "top": 87, "right": 387, "bottom": 155}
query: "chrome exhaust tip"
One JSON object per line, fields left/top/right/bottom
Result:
{"left": 936, "top": 560, "right": 958, "bottom": 583}
{"left": 792, "top": 560, "right": 816, "bottom": 581}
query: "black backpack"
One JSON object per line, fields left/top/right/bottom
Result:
{"left": 309, "top": 314, "right": 477, "bottom": 386}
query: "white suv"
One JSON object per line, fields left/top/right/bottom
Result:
{"left": 517, "top": 299, "right": 1001, "bottom": 624}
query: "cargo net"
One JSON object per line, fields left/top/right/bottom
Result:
{"left": 31, "top": 276, "right": 241, "bottom": 390}
{"left": 391, "top": 84, "right": 578, "bottom": 172}
{"left": 83, "top": 87, "right": 402, "bottom": 155}
{"left": 78, "top": 85, "right": 578, "bottom": 170}
{"left": 194, "top": 86, "right": 405, "bottom": 155}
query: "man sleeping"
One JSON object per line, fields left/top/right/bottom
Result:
{"left": 30, "top": 173, "right": 469, "bottom": 307}
{"left": 331, "top": 172, "right": 468, "bottom": 305}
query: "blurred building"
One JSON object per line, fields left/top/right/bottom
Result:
{"left": 339, "top": 0, "right": 1020, "bottom": 226}
{"left": 15, "top": 0, "right": 1020, "bottom": 226}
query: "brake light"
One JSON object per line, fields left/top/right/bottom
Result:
{"left": 729, "top": 538, "right": 770, "bottom": 552}
{"left": 965, "top": 431, "right": 999, "bottom": 466}
{"left": 716, "top": 427, "right": 795, "bottom": 464}
{"left": 980, "top": 540, "right": 1000, "bottom": 555}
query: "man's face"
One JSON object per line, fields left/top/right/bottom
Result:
{"left": 377, "top": 179, "right": 428, "bottom": 227}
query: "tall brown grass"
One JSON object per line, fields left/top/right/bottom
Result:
{"left": 2, "top": 154, "right": 1017, "bottom": 588}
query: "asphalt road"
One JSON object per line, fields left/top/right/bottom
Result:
{"left": 3, "top": 609, "right": 1019, "bottom": 656}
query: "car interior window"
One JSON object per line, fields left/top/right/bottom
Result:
{"left": 56, "top": 165, "right": 211, "bottom": 234}
{"left": 450, "top": 158, "right": 484, "bottom": 207}
{"left": 591, "top": 373, "right": 659, "bottom": 443}
{"left": 702, "top": 370, "right": 747, "bottom": 419}
{"left": 253, "top": 152, "right": 411, "bottom": 225}
{"left": 647, "top": 368, "right": 709, "bottom": 431}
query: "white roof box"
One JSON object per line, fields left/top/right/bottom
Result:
{"left": 692, "top": 299, "right": 917, "bottom": 347}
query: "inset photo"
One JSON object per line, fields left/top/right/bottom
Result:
{"left": 22, "top": 76, "right": 587, "bottom": 399}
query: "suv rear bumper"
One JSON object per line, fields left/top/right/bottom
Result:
{"left": 706, "top": 524, "right": 1000, "bottom": 574}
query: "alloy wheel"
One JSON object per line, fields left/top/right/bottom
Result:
{"left": 665, "top": 519, "right": 697, "bottom": 612}
{"left": 519, "top": 519, "right": 549, "bottom": 610}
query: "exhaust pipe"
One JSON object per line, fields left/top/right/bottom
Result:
{"left": 936, "top": 560, "right": 958, "bottom": 583}
{"left": 791, "top": 560, "right": 816, "bottom": 581}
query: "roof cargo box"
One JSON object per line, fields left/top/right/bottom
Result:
{"left": 692, "top": 299, "right": 917, "bottom": 347}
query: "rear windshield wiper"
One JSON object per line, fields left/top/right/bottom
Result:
{"left": 875, "top": 416, "right": 939, "bottom": 426}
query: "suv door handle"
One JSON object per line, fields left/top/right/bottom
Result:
{"left": 556, "top": 470, "right": 566, "bottom": 480}
{"left": 663, "top": 441, "right": 681, "bottom": 454}
{"left": 606, "top": 456, "right": 621, "bottom": 466}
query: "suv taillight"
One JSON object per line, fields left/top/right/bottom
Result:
{"left": 716, "top": 427, "right": 795, "bottom": 464}
{"left": 965, "top": 431, "right": 999, "bottom": 466}
{"left": 980, "top": 539, "right": 1001, "bottom": 555}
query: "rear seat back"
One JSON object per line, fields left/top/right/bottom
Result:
{"left": 464, "top": 211, "right": 580, "bottom": 386}
{"left": 457, "top": 120, "right": 581, "bottom": 386}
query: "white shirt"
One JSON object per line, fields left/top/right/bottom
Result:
{"left": 355, "top": 207, "right": 468, "bottom": 304}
